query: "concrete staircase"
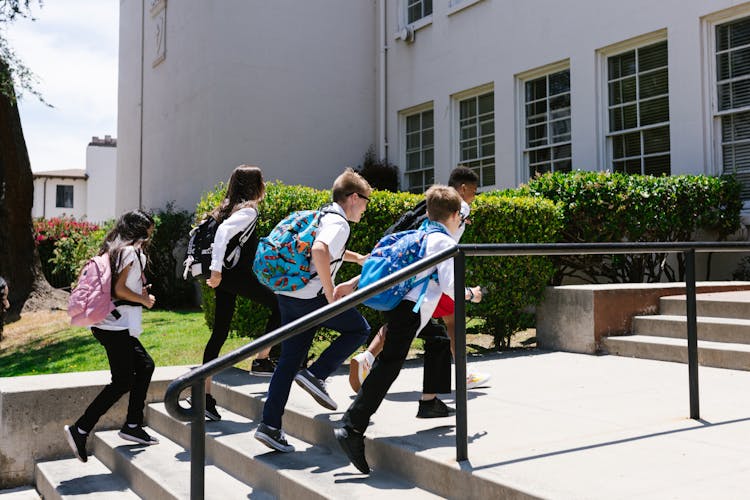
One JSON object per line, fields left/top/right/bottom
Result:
{"left": 32, "top": 367, "right": 487, "bottom": 499}
{"left": 602, "top": 291, "right": 750, "bottom": 370}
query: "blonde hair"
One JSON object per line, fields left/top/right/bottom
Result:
{"left": 332, "top": 168, "right": 372, "bottom": 203}
{"left": 425, "top": 185, "right": 461, "bottom": 223}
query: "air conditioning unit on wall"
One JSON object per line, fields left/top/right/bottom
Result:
{"left": 399, "top": 26, "right": 415, "bottom": 43}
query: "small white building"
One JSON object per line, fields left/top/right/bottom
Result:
{"left": 32, "top": 136, "right": 118, "bottom": 223}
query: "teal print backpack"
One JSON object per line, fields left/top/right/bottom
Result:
{"left": 359, "top": 220, "right": 449, "bottom": 312}
{"left": 253, "top": 207, "right": 346, "bottom": 292}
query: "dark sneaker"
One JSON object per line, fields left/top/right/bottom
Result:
{"left": 294, "top": 369, "right": 337, "bottom": 410}
{"left": 335, "top": 427, "right": 369, "bottom": 474}
{"left": 63, "top": 424, "right": 88, "bottom": 463}
{"left": 118, "top": 425, "right": 160, "bottom": 445}
{"left": 205, "top": 394, "right": 221, "bottom": 421}
{"left": 250, "top": 358, "right": 276, "bottom": 376}
{"left": 416, "top": 397, "right": 456, "bottom": 418}
{"left": 254, "top": 423, "right": 295, "bottom": 453}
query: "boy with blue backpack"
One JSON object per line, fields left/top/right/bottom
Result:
{"left": 335, "top": 185, "right": 481, "bottom": 474}
{"left": 253, "top": 168, "right": 371, "bottom": 453}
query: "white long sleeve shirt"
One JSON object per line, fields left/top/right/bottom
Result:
{"left": 209, "top": 207, "right": 258, "bottom": 272}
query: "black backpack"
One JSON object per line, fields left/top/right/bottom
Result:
{"left": 383, "top": 199, "right": 427, "bottom": 236}
{"left": 182, "top": 215, "right": 256, "bottom": 280}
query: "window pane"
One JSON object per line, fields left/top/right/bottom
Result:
{"left": 526, "top": 101, "right": 547, "bottom": 125}
{"left": 638, "top": 41, "right": 668, "bottom": 72}
{"left": 639, "top": 68, "right": 668, "bottom": 99}
{"left": 549, "top": 94, "right": 570, "bottom": 115}
{"left": 624, "top": 158, "right": 642, "bottom": 174}
{"left": 422, "top": 129, "right": 433, "bottom": 147}
{"left": 480, "top": 120, "right": 494, "bottom": 136}
{"left": 407, "top": 152, "right": 421, "bottom": 171}
{"left": 624, "top": 131, "right": 641, "bottom": 157}
{"left": 551, "top": 119, "right": 571, "bottom": 142}
{"left": 554, "top": 159, "right": 572, "bottom": 172}
{"left": 478, "top": 92, "right": 494, "bottom": 114}
{"left": 482, "top": 164, "right": 495, "bottom": 185}
{"left": 643, "top": 154, "right": 670, "bottom": 176}
{"left": 623, "top": 104, "right": 638, "bottom": 129}
{"left": 526, "top": 77, "right": 546, "bottom": 101}
{"left": 731, "top": 78, "right": 750, "bottom": 109}
{"left": 461, "top": 125, "right": 477, "bottom": 141}
{"left": 481, "top": 142, "right": 494, "bottom": 158}
{"left": 549, "top": 70, "right": 570, "bottom": 95}
{"left": 407, "top": 131, "right": 420, "bottom": 149}
{"left": 609, "top": 50, "right": 636, "bottom": 80}
{"left": 530, "top": 148, "right": 550, "bottom": 163}
{"left": 643, "top": 126, "right": 670, "bottom": 155}
{"left": 460, "top": 99, "right": 476, "bottom": 119}
{"left": 612, "top": 135, "right": 624, "bottom": 159}
{"left": 723, "top": 110, "right": 750, "bottom": 142}
{"left": 424, "top": 148, "right": 434, "bottom": 168}
{"left": 722, "top": 17, "right": 750, "bottom": 52}
{"left": 640, "top": 96, "right": 670, "bottom": 126}
{"left": 530, "top": 162, "right": 551, "bottom": 177}
{"left": 553, "top": 143, "right": 572, "bottom": 160}
{"left": 527, "top": 124, "right": 547, "bottom": 147}
{"left": 422, "top": 110, "right": 433, "bottom": 128}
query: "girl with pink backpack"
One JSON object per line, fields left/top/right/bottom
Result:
{"left": 63, "top": 210, "right": 159, "bottom": 463}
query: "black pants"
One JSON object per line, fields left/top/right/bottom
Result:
{"left": 342, "top": 300, "right": 451, "bottom": 434}
{"left": 203, "top": 272, "right": 281, "bottom": 364}
{"left": 76, "top": 328, "right": 155, "bottom": 432}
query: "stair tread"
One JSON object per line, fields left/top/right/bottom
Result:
{"left": 95, "top": 429, "right": 269, "bottom": 500}
{"left": 36, "top": 456, "right": 138, "bottom": 499}
{"left": 149, "top": 402, "right": 443, "bottom": 498}
{"left": 605, "top": 334, "right": 750, "bottom": 352}
{"left": 633, "top": 315, "right": 750, "bottom": 326}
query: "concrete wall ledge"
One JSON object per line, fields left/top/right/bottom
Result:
{"left": 0, "top": 365, "right": 193, "bottom": 489}
{"left": 536, "top": 281, "right": 750, "bottom": 354}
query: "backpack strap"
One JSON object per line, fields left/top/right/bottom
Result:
{"left": 223, "top": 216, "right": 258, "bottom": 269}
{"left": 309, "top": 205, "right": 350, "bottom": 282}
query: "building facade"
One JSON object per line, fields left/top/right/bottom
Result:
{"left": 117, "top": 0, "right": 750, "bottom": 215}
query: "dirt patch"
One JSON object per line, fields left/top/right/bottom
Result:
{"left": 1, "top": 310, "right": 70, "bottom": 350}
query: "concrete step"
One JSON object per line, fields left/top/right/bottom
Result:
{"left": 147, "top": 402, "right": 441, "bottom": 499}
{"left": 632, "top": 315, "right": 750, "bottom": 344}
{"left": 92, "top": 428, "right": 269, "bottom": 500}
{"left": 659, "top": 291, "right": 750, "bottom": 319}
{"left": 35, "top": 456, "right": 138, "bottom": 499}
{"left": 601, "top": 334, "right": 750, "bottom": 371}
{"left": 0, "top": 487, "right": 40, "bottom": 499}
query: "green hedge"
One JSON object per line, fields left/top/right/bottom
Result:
{"left": 197, "top": 182, "right": 562, "bottom": 348}
{"left": 514, "top": 171, "right": 742, "bottom": 283}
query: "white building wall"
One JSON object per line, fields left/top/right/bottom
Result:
{"left": 117, "top": 0, "right": 376, "bottom": 214}
{"left": 382, "top": 0, "right": 750, "bottom": 189}
{"left": 31, "top": 177, "right": 87, "bottom": 220}
{"left": 86, "top": 144, "right": 117, "bottom": 223}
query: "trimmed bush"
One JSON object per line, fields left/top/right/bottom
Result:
{"left": 516, "top": 171, "right": 742, "bottom": 283}
{"left": 197, "top": 182, "right": 562, "bottom": 349}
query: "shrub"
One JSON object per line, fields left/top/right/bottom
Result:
{"left": 33, "top": 217, "right": 101, "bottom": 288}
{"left": 517, "top": 171, "right": 742, "bottom": 284}
{"left": 356, "top": 146, "right": 400, "bottom": 192}
{"left": 197, "top": 182, "right": 562, "bottom": 349}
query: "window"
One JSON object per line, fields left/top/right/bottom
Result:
{"left": 458, "top": 91, "right": 495, "bottom": 187}
{"left": 407, "top": 0, "right": 432, "bottom": 24}
{"left": 716, "top": 16, "right": 750, "bottom": 199}
{"left": 404, "top": 108, "right": 435, "bottom": 193}
{"left": 56, "top": 185, "right": 74, "bottom": 208}
{"left": 523, "top": 68, "right": 572, "bottom": 178}
{"left": 607, "top": 40, "right": 670, "bottom": 176}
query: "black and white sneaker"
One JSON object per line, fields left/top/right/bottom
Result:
{"left": 254, "top": 423, "right": 295, "bottom": 453}
{"left": 294, "top": 369, "right": 337, "bottom": 410}
{"left": 63, "top": 424, "right": 88, "bottom": 463}
{"left": 335, "top": 426, "right": 369, "bottom": 474}
{"left": 250, "top": 358, "right": 276, "bottom": 377}
{"left": 205, "top": 394, "right": 221, "bottom": 421}
{"left": 118, "top": 425, "right": 160, "bottom": 445}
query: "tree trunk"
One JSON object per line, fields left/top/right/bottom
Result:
{"left": 0, "top": 63, "right": 65, "bottom": 326}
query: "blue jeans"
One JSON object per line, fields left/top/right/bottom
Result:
{"left": 262, "top": 294, "right": 370, "bottom": 429}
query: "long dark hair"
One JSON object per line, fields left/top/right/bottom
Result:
{"left": 211, "top": 165, "right": 265, "bottom": 223}
{"left": 99, "top": 209, "right": 155, "bottom": 285}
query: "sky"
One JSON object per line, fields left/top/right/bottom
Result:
{"left": 3, "top": 1, "right": 118, "bottom": 173}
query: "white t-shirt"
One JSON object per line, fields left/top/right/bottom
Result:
{"left": 403, "top": 223, "right": 458, "bottom": 334}
{"left": 278, "top": 202, "right": 350, "bottom": 299}
{"left": 95, "top": 246, "right": 146, "bottom": 337}
{"left": 210, "top": 207, "right": 258, "bottom": 272}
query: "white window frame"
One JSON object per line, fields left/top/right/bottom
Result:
{"left": 395, "top": 0, "right": 433, "bottom": 38}
{"left": 516, "top": 60, "right": 571, "bottom": 183}
{"left": 597, "top": 29, "right": 670, "bottom": 175}
{"left": 702, "top": 6, "right": 750, "bottom": 208}
{"left": 451, "top": 83, "right": 496, "bottom": 189}
{"left": 447, "top": 0, "right": 485, "bottom": 17}
{"left": 400, "top": 102, "right": 435, "bottom": 194}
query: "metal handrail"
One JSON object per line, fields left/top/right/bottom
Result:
{"left": 165, "top": 240, "right": 750, "bottom": 499}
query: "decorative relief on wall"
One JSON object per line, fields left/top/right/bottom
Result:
{"left": 150, "top": 0, "right": 166, "bottom": 67}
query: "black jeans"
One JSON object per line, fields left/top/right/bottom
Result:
{"left": 203, "top": 272, "right": 281, "bottom": 364}
{"left": 342, "top": 300, "right": 451, "bottom": 434}
{"left": 75, "top": 328, "right": 155, "bottom": 432}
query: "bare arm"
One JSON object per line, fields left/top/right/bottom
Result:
{"left": 113, "top": 262, "right": 156, "bottom": 309}
{"left": 343, "top": 250, "right": 368, "bottom": 266}
{"left": 311, "top": 241, "right": 335, "bottom": 303}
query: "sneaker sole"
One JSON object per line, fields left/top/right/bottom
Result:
{"left": 249, "top": 370, "right": 275, "bottom": 377}
{"left": 63, "top": 425, "right": 87, "bottom": 463}
{"left": 205, "top": 409, "right": 222, "bottom": 421}
{"left": 348, "top": 360, "right": 362, "bottom": 393}
{"left": 254, "top": 431, "right": 294, "bottom": 453}
{"left": 334, "top": 428, "right": 370, "bottom": 474}
{"left": 294, "top": 374, "right": 337, "bottom": 410}
{"left": 118, "top": 431, "right": 159, "bottom": 445}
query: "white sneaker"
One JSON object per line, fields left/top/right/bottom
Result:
{"left": 466, "top": 372, "right": 491, "bottom": 390}
{"left": 349, "top": 350, "right": 375, "bottom": 392}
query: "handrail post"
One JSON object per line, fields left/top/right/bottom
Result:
{"left": 454, "top": 250, "right": 468, "bottom": 462}
{"left": 190, "top": 381, "right": 206, "bottom": 500}
{"left": 684, "top": 249, "right": 700, "bottom": 419}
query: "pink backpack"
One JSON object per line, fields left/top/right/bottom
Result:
{"left": 68, "top": 254, "right": 116, "bottom": 327}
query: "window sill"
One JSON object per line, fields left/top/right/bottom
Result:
{"left": 447, "top": 0, "right": 485, "bottom": 17}
{"left": 394, "top": 15, "right": 432, "bottom": 41}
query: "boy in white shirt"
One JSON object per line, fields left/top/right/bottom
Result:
{"left": 335, "top": 185, "right": 480, "bottom": 474}
{"left": 254, "top": 168, "right": 371, "bottom": 453}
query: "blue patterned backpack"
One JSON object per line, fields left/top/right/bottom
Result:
{"left": 253, "top": 207, "right": 345, "bottom": 292}
{"left": 360, "top": 221, "right": 449, "bottom": 312}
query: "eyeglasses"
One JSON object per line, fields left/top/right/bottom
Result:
{"left": 348, "top": 192, "right": 370, "bottom": 204}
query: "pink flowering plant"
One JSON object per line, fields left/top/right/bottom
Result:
{"left": 33, "top": 217, "right": 104, "bottom": 288}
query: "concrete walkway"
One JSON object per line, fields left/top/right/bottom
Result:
{"left": 318, "top": 349, "right": 750, "bottom": 499}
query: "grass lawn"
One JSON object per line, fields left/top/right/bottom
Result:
{"left": 1, "top": 309, "right": 520, "bottom": 378}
